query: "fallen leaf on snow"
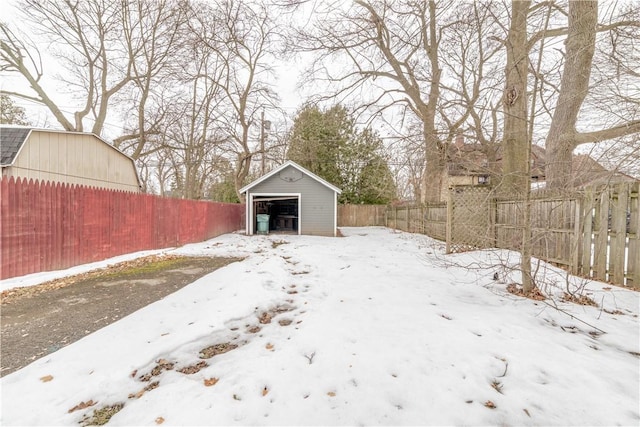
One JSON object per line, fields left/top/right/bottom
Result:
{"left": 204, "top": 378, "right": 219, "bottom": 387}
{"left": 40, "top": 375, "right": 53, "bottom": 382}
{"left": 265, "top": 343, "right": 274, "bottom": 350}
{"left": 327, "top": 392, "right": 336, "bottom": 397}
{"left": 484, "top": 400, "right": 496, "bottom": 409}
{"left": 128, "top": 381, "right": 159, "bottom": 399}
{"left": 68, "top": 400, "right": 97, "bottom": 413}
{"left": 262, "top": 387, "right": 269, "bottom": 396}
{"left": 155, "top": 417, "right": 165, "bottom": 424}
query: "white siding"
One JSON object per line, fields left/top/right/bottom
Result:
{"left": 5, "top": 131, "right": 140, "bottom": 192}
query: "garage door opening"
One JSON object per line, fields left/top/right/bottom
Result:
{"left": 252, "top": 195, "right": 299, "bottom": 235}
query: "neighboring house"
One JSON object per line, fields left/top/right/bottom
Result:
{"left": 570, "top": 154, "right": 637, "bottom": 187}
{"left": 443, "top": 135, "right": 635, "bottom": 190}
{"left": 443, "top": 135, "right": 495, "bottom": 193}
{"left": 240, "top": 160, "right": 342, "bottom": 237}
{"left": 0, "top": 126, "right": 141, "bottom": 192}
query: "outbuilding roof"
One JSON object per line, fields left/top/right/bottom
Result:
{"left": 0, "top": 126, "right": 142, "bottom": 188}
{"left": 0, "top": 127, "right": 31, "bottom": 166}
{"left": 240, "top": 160, "right": 342, "bottom": 194}
{"left": 0, "top": 126, "right": 139, "bottom": 167}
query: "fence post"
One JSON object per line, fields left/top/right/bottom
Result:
{"left": 581, "top": 187, "right": 594, "bottom": 278}
{"left": 446, "top": 190, "right": 452, "bottom": 254}
{"left": 628, "top": 182, "right": 639, "bottom": 289}
{"left": 571, "top": 196, "right": 582, "bottom": 275}
{"left": 384, "top": 206, "right": 388, "bottom": 228}
{"left": 489, "top": 195, "right": 496, "bottom": 248}
{"left": 593, "top": 186, "right": 609, "bottom": 281}
{"left": 609, "top": 184, "right": 627, "bottom": 285}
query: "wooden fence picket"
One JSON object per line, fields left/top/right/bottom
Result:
{"left": 610, "top": 184, "right": 628, "bottom": 284}
{"left": 627, "top": 182, "right": 639, "bottom": 288}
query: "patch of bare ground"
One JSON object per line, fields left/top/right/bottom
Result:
{"left": 178, "top": 361, "right": 209, "bottom": 374}
{"left": 199, "top": 342, "right": 238, "bottom": 359}
{"left": 506, "top": 284, "right": 546, "bottom": 301}
{"left": 561, "top": 292, "right": 598, "bottom": 307}
{"left": 2, "top": 255, "right": 178, "bottom": 304}
{"left": 137, "top": 359, "right": 175, "bottom": 382}
{"left": 79, "top": 403, "right": 124, "bottom": 426}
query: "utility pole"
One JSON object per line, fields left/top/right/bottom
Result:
{"left": 260, "top": 110, "right": 271, "bottom": 175}
{"left": 260, "top": 110, "right": 265, "bottom": 175}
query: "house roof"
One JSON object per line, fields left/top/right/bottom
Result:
{"left": 0, "top": 126, "right": 31, "bottom": 166}
{"left": 572, "top": 154, "right": 637, "bottom": 186}
{"left": 240, "top": 160, "right": 342, "bottom": 194}
{"left": 446, "top": 140, "right": 637, "bottom": 186}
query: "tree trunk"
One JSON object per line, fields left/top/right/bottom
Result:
{"left": 545, "top": 1, "right": 598, "bottom": 189}
{"left": 422, "top": 116, "right": 445, "bottom": 204}
{"left": 420, "top": 0, "right": 445, "bottom": 204}
{"left": 501, "top": 0, "right": 531, "bottom": 198}
{"left": 234, "top": 153, "right": 252, "bottom": 202}
{"left": 503, "top": 0, "right": 533, "bottom": 292}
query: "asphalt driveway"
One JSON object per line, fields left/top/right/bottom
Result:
{"left": 1, "top": 255, "right": 239, "bottom": 377}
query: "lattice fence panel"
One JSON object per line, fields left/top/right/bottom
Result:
{"left": 447, "top": 186, "right": 493, "bottom": 253}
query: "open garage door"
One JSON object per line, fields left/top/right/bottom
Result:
{"left": 249, "top": 194, "right": 300, "bottom": 235}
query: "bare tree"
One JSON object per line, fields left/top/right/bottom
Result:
{"left": 544, "top": 1, "right": 640, "bottom": 189}
{"left": 384, "top": 121, "right": 425, "bottom": 203}
{"left": 292, "top": 0, "right": 461, "bottom": 202}
{"left": 438, "top": 0, "right": 503, "bottom": 180}
{"left": 0, "top": 0, "right": 186, "bottom": 159}
{"left": 0, "top": 94, "right": 30, "bottom": 125}
{"left": 113, "top": 0, "right": 188, "bottom": 159}
{"left": 141, "top": 14, "right": 230, "bottom": 199}
{"left": 189, "top": 0, "right": 280, "bottom": 201}
{"left": 1, "top": 22, "right": 75, "bottom": 130}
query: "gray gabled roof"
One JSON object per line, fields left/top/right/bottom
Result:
{"left": 1, "top": 127, "right": 32, "bottom": 166}
{"left": 240, "top": 160, "right": 342, "bottom": 194}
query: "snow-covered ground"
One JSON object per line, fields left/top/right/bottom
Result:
{"left": 1, "top": 227, "right": 638, "bottom": 426}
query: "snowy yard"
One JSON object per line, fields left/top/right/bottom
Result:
{"left": 1, "top": 227, "right": 638, "bottom": 426}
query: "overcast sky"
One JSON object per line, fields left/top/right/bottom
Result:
{"left": 1, "top": 0, "right": 311, "bottom": 138}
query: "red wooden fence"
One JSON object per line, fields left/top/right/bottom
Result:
{"left": 0, "top": 177, "right": 245, "bottom": 280}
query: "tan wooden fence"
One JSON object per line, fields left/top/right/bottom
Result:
{"left": 386, "top": 204, "right": 447, "bottom": 240}
{"left": 495, "top": 191, "right": 581, "bottom": 269}
{"left": 386, "top": 182, "right": 640, "bottom": 289}
{"left": 337, "top": 204, "right": 387, "bottom": 227}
